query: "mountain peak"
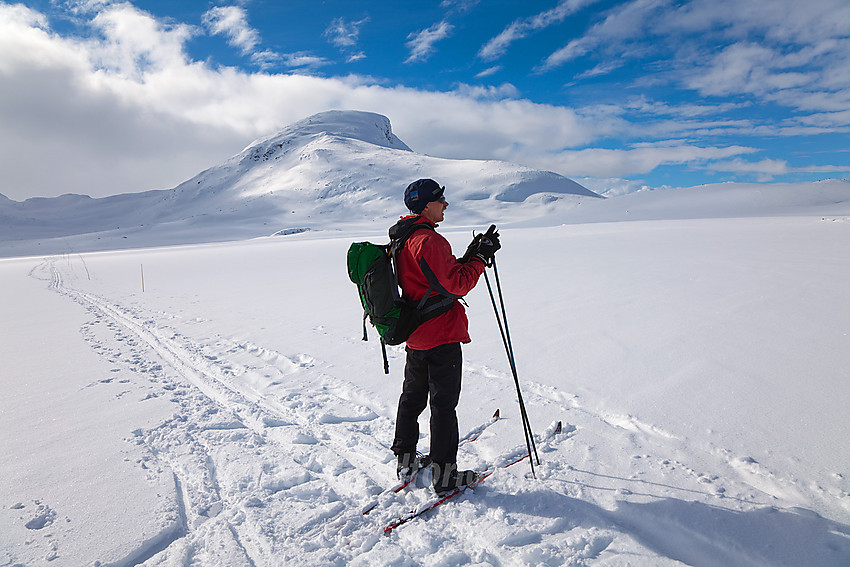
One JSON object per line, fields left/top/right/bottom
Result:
{"left": 244, "top": 110, "right": 412, "bottom": 160}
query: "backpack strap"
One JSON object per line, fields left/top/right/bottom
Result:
{"left": 380, "top": 338, "right": 390, "bottom": 374}
{"left": 391, "top": 220, "right": 461, "bottom": 322}
{"left": 417, "top": 258, "right": 463, "bottom": 304}
{"left": 389, "top": 220, "right": 433, "bottom": 302}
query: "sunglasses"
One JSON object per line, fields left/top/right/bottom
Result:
{"left": 436, "top": 186, "right": 447, "bottom": 204}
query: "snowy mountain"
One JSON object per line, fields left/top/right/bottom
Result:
{"left": 0, "top": 110, "right": 599, "bottom": 256}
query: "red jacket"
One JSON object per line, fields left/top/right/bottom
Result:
{"left": 391, "top": 215, "right": 486, "bottom": 350}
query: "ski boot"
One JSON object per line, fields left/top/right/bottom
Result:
{"left": 432, "top": 462, "right": 478, "bottom": 495}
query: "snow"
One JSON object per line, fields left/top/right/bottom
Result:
{"left": 2, "top": 111, "right": 850, "bottom": 565}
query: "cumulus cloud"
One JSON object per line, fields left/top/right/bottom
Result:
{"left": 405, "top": 21, "right": 454, "bottom": 63}
{"left": 203, "top": 5, "right": 259, "bottom": 54}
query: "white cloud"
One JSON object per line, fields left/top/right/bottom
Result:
{"left": 0, "top": 2, "right": 47, "bottom": 29}
{"left": 624, "top": 96, "right": 750, "bottom": 118}
{"left": 440, "top": 0, "right": 481, "bottom": 13}
{"left": 324, "top": 16, "right": 368, "bottom": 62}
{"left": 278, "top": 52, "right": 331, "bottom": 69}
{"left": 324, "top": 16, "right": 366, "bottom": 49}
{"left": 707, "top": 158, "right": 850, "bottom": 178}
{"left": 710, "top": 158, "right": 790, "bottom": 177}
{"left": 513, "top": 143, "right": 759, "bottom": 178}
{"left": 202, "top": 6, "right": 259, "bottom": 54}
{"left": 539, "top": 0, "right": 668, "bottom": 72}
{"left": 686, "top": 43, "right": 815, "bottom": 98}
{"left": 86, "top": 2, "right": 194, "bottom": 78}
{"left": 661, "top": 0, "right": 850, "bottom": 46}
{"left": 573, "top": 59, "right": 624, "bottom": 80}
{"left": 405, "top": 21, "right": 454, "bottom": 63}
{"left": 475, "top": 65, "right": 501, "bottom": 78}
{"left": 452, "top": 83, "right": 520, "bottom": 100}
{"left": 540, "top": 0, "right": 850, "bottom": 117}
{"left": 578, "top": 177, "right": 659, "bottom": 197}
{"left": 796, "top": 110, "right": 850, "bottom": 128}
{"left": 479, "top": 0, "right": 601, "bottom": 61}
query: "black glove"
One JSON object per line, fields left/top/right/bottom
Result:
{"left": 459, "top": 233, "right": 483, "bottom": 264}
{"left": 473, "top": 226, "right": 500, "bottom": 266}
{"left": 459, "top": 225, "right": 500, "bottom": 264}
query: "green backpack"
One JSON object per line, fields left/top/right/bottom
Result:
{"left": 347, "top": 222, "right": 458, "bottom": 373}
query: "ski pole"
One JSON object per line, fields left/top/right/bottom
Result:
{"left": 477, "top": 226, "right": 539, "bottom": 475}
{"left": 483, "top": 258, "right": 539, "bottom": 478}
{"left": 484, "top": 268, "right": 537, "bottom": 478}
{"left": 492, "top": 257, "right": 539, "bottom": 467}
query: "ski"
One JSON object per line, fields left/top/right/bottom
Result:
{"left": 361, "top": 409, "right": 501, "bottom": 515}
{"left": 382, "top": 420, "right": 565, "bottom": 535}
{"left": 458, "top": 408, "right": 501, "bottom": 444}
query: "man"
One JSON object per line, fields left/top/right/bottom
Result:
{"left": 388, "top": 178, "right": 500, "bottom": 494}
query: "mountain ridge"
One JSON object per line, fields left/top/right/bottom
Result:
{"left": 0, "top": 110, "right": 600, "bottom": 255}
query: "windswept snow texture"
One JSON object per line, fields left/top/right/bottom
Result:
{"left": 0, "top": 110, "right": 598, "bottom": 257}
{"left": 2, "top": 111, "right": 850, "bottom": 565}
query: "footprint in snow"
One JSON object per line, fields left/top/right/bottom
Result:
{"left": 24, "top": 501, "right": 57, "bottom": 530}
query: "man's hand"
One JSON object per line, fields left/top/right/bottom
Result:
{"left": 474, "top": 226, "right": 500, "bottom": 266}
{"left": 459, "top": 225, "right": 500, "bottom": 266}
{"left": 459, "top": 233, "right": 483, "bottom": 264}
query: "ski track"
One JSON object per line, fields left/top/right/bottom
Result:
{"left": 47, "top": 259, "right": 398, "bottom": 564}
{"left": 36, "top": 256, "right": 850, "bottom": 566}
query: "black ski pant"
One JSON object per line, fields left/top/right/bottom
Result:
{"left": 391, "top": 342, "right": 462, "bottom": 466}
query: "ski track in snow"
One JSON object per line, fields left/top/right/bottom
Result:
{"left": 33, "top": 255, "right": 850, "bottom": 566}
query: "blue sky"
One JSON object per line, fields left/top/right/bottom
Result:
{"left": 1, "top": 0, "right": 849, "bottom": 200}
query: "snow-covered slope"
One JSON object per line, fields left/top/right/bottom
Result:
{"left": 0, "top": 110, "right": 599, "bottom": 257}
{"left": 2, "top": 207, "right": 849, "bottom": 566}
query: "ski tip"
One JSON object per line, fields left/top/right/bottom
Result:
{"left": 493, "top": 409, "right": 500, "bottom": 419}
{"left": 555, "top": 421, "right": 562, "bottom": 435}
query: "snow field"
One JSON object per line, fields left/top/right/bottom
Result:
{"left": 3, "top": 211, "right": 849, "bottom": 565}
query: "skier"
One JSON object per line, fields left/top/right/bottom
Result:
{"left": 388, "top": 178, "right": 500, "bottom": 494}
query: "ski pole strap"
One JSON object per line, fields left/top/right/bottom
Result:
{"left": 362, "top": 310, "right": 369, "bottom": 341}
